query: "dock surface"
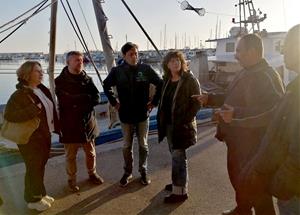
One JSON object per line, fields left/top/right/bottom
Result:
{"left": 0, "top": 125, "right": 244, "bottom": 214}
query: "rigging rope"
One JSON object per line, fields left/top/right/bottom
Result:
{"left": 60, "top": 0, "right": 88, "bottom": 53}
{"left": 0, "top": 0, "right": 57, "bottom": 35}
{"left": 0, "top": 0, "right": 48, "bottom": 30}
{"left": 0, "top": 0, "right": 50, "bottom": 44}
{"left": 61, "top": 0, "right": 104, "bottom": 86}
{"left": 77, "top": 0, "right": 98, "bottom": 51}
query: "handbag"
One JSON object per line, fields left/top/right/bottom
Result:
{"left": 1, "top": 95, "right": 40, "bottom": 145}
{"left": 1, "top": 117, "right": 40, "bottom": 145}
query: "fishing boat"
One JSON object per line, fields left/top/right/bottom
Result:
{"left": 190, "top": 0, "right": 293, "bottom": 94}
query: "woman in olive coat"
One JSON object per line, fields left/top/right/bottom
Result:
{"left": 157, "top": 51, "right": 201, "bottom": 203}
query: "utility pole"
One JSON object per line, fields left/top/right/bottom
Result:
{"left": 48, "top": 0, "right": 58, "bottom": 100}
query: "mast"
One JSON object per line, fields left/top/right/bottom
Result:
{"left": 48, "top": 0, "right": 58, "bottom": 100}
{"left": 233, "top": 0, "right": 267, "bottom": 34}
{"left": 92, "top": 0, "right": 118, "bottom": 128}
{"left": 92, "top": 0, "right": 116, "bottom": 72}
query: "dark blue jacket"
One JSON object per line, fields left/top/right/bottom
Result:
{"left": 103, "top": 62, "right": 163, "bottom": 124}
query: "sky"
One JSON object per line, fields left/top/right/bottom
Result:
{"left": 0, "top": 0, "right": 299, "bottom": 54}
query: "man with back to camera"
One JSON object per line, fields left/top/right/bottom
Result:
{"left": 240, "top": 24, "right": 300, "bottom": 215}
{"left": 55, "top": 51, "right": 104, "bottom": 192}
{"left": 103, "top": 42, "right": 163, "bottom": 187}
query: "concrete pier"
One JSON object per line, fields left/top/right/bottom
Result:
{"left": 0, "top": 125, "right": 253, "bottom": 214}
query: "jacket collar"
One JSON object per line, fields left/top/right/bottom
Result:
{"left": 61, "top": 66, "right": 90, "bottom": 82}
{"left": 244, "top": 58, "right": 269, "bottom": 73}
{"left": 287, "top": 75, "right": 300, "bottom": 92}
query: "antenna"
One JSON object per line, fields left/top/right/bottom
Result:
{"left": 232, "top": 0, "right": 267, "bottom": 34}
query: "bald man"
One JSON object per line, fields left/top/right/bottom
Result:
{"left": 194, "top": 34, "right": 285, "bottom": 215}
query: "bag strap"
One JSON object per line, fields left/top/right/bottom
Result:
{"left": 27, "top": 95, "right": 36, "bottom": 104}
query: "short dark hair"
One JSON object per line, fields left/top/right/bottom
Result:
{"left": 66, "top": 51, "right": 83, "bottom": 60}
{"left": 121, "top": 42, "right": 138, "bottom": 55}
{"left": 240, "top": 34, "right": 263, "bottom": 57}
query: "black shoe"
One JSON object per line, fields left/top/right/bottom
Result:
{"left": 164, "top": 194, "right": 188, "bottom": 203}
{"left": 222, "top": 207, "right": 252, "bottom": 215}
{"left": 165, "top": 184, "right": 172, "bottom": 191}
{"left": 119, "top": 173, "right": 133, "bottom": 187}
{"left": 140, "top": 173, "right": 151, "bottom": 185}
{"left": 89, "top": 173, "right": 104, "bottom": 185}
{"left": 222, "top": 208, "right": 239, "bottom": 215}
{"left": 68, "top": 180, "right": 79, "bottom": 192}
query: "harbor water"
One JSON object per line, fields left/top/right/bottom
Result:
{"left": 0, "top": 60, "right": 108, "bottom": 105}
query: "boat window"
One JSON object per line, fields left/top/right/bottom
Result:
{"left": 226, "top": 42, "right": 235, "bottom": 52}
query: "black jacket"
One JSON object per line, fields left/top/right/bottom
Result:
{"left": 103, "top": 61, "right": 163, "bottom": 124}
{"left": 207, "top": 59, "right": 285, "bottom": 142}
{"left": 250, "top": 75, "right": 300, "bottom": 198}
{"left": 157, "top": 71, "right": 201, "bottom": 149}
{"left": 4, "top": 83, "right": 59, "bottom": 143}
{"left": 55, "top": 66, "right": 100, "bottom": 143}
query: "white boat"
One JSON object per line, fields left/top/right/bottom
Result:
{"left": 190, "top": 0, "right": 294, "bottom": 93}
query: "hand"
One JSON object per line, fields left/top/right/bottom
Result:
{"left": 212, "top": 109, "right": 221, "bottom": 123}
{"left": 219, "top": 104, "right": 234, "bottom": 123}
{"left": 114, "top": 102, "right": 120, "bottom": 111}
{"left": 191, "top": 94, "right": 208, "bottom": 106}
{"left": 147, "top": 102, "right": 154, "bottom": 113}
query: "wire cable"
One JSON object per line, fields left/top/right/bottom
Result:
{"left": 62, "top": 0, "right": 103, "bottom": 85}
{"left": 0, "top": 0, "right": 50, "bottom": 44}
{"left": 0, "top": 0, "right": 57, "bottom": 35}
{"left": 60, "top": 0, "right": 88, "bottom": 53}
{"left": 77, "top": 0, "right": 98, "bottom": 50}
{"left": 0, "top": 0, "right": 48, "bottom": 30}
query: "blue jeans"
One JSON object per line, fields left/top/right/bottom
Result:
{"left": 121, "top": 119, "right": 149, "bottom": 175}
{"left": 166, "top": 125, "right": 188, "bottom": 195}
{"left": 278, "top": 197, "right": 300, "bottom": 215}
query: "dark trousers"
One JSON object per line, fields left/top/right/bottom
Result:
{"left": 226, "top": 135, "right": 275, "bottom": 215}
{"left": 18, "top": 134, "right": 51, "bottom": 203}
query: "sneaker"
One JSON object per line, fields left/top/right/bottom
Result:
{"left": 164, "top": 194, "right": 188, "bottom": 203}
{"left": 165, "top": 184, "right": 172, "bottom": 191}
{"left": 140, "top": 173, "right": 151, "bottom": 185}
{"left": 68, "top": 180, "right": 79, "bottom": 192}
{"left": 89, "top": 173, "right": 104, "bottom": 185}
{"left": 119, "top": 173, "right": 133, "bottom": 187}
{"left": 43, "top": 195, "right": 54, "bottom": 204}
{"left": 28, "top": 199, "right": 51, "bottom": 211}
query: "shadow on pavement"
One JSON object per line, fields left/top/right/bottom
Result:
{"left": 56, "top": 179, "right": 146, "bottom": 215}
{"left": 137, "top": 189, "right": 184, "bottom": 215}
